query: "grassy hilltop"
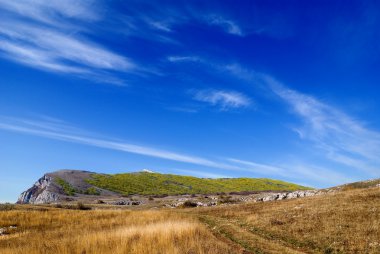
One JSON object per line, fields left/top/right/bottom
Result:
{"left": 86, "top": 172, "right": 309, "bottom": 195}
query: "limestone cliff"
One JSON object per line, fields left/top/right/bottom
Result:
{"left": 17, "top": 170, "right": 116, "bottom": 204}
{"left": 17, "top": 174, "right": 60, "bottom": 204}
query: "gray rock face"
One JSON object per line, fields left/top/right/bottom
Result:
{"left": 166, "top": 198, "right": 218, "bottom": 208}
{"left": 262, "top": 194, "right": 278, "bottom": 202}
{"left": 17, "top": 175, "right": 60, "bottom": 204}
{"left": 256, "top": 190, "right": 321, "bottom": 203}
{"left": 109, "top": 200, "right": 142, "bottom": 206}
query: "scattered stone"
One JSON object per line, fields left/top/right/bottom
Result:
{"left": 262, "top": 194, "right": 278, "bottom": 202}
{"left": 109, "top": 200, "right": 142, "bottom": 206}
{"left": 253, "top": 190, "right": 321, "bottom": 203}
{"left": 113, "top": 200, "right": 128, "bottom": 205}
{"left": 166, "top": 199, "right": 217, "bottom": 208}
{"left": 0, "top": 226, "right": 17, "bottom": 236}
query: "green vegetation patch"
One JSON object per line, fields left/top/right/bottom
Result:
{"left": 86, "top": 172, "right": 310, "bottom": 196}
{"left": 55, "top": 177, "right": 77, "bottom": 196}
{"left": 84, "top": 187, "right": 100, "bottom": 195}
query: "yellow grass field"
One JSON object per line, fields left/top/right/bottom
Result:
{"left": 0, "top": 208, "right": 238, "bottom": 254}
{"left": 1, "top": 186, "right": 379, "bottom": 254}
{"left": 196, "top": 187, "right": 380, "bottom": 253}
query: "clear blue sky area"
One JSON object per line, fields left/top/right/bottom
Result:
{"left": 1, "top": 0, "right": 380, "bottom": 202}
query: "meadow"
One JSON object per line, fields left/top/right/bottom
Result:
{"left": 0, "top": 207, "right": 238, "bottom": 254}
{"left": 196, "top": 187, "right": 380, "bottom": 253}
{"left": 1, "top": 185, "right": 379, "bottom": 254}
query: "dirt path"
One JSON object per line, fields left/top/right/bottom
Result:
{"left": 199, "top": 215, "right": 310, "bottom": 254}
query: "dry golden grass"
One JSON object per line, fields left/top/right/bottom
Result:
{"left": 196, "top": 187, "right": 380, "bottom": 253}
{"left": 0, "top": 207, "right": 239, "bottom": 254}
{"left": 2, "top": 187, "right": 379, "bottom": 254}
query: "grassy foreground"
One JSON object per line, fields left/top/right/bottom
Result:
{"left": 1, "top": 186, "right": 379, "bottom": 253}
{"left": 195, "top": 186, "right": 380, "bottom": 253}
{"left": 87, "top": 172, "right": 309, "bottom": 195}
{"left": 0, "top": 207, "right": 238, "bottom": 254}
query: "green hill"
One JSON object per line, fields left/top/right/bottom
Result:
{"left": 86, "top": 172, "right": 310, "bottom": 195}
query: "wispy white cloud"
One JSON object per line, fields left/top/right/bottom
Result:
{"left": 0, "top": 115, "right": 354, "bottom": 186}
{"left": 0, "top": 116, "right": 241, "bottom": 171}
{"left": 116, "top": 2, "right": 246, "bottom": 41}
{"left": 167, "top": 56, "right": 200, "bottom": 63}
{"left": 215, "top": 63, "right": 380, "bottom": 172}
{"left": 223, "top": 64, "right": 261, "bottom": 82}
{"left": 166, "top": 106, "right": 199, "bottom": 114}
{"left": 284, "top": 163, "right": 353, "bottom": 186}
{"left": 148, "top": 20, "right": 173, "bottom": 32}
{"left": 119, "top": 14, "right": 181, "bottom": 45}
{"left": 0, "top": 41, "right": 90, "bottom": 74}
{"left": 206, "top": 15, "right": 243, "bottom": 36}
{"left": 262, "top": 75, "right": 380, "bottom": 176}
{"left": 175, "top": 59, "right": 380, "bottom": 178}
{"left": 228, "top": 158, "right": 351, "bottom": 186}
{"left": 192, "top": 89, "right": 251, "bottom": 110}
{"left": 0, "top": 0, "right": 100, "bottom": 25}
{"left": 227, "top": 158, "right": 286, "bottom": 175}
{"left": 0, "top": 23, "right": 134, "bottom": 71}
{"left": 0, "top": 0, "right": 135, "bottom": 84}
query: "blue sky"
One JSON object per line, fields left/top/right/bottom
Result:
{"left": 1, "top": 0, "right": 380, "bottom": 202}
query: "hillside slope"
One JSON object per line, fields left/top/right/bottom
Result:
{"left": 17, "top": 169, "right": 309, "bottom": 204}
{"left": 17, "top": 170, "right": 117, "bottom": 204}
{"left": 87, "top": 172, "right": 310, "bottom": 195}
{"left": 195, "top": 184, "right": 380, "bottom": 253}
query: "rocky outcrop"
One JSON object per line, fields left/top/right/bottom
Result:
{"left": 16, "top": 170, "right": 118, "bottom": 204}
{"left": 17, "top": 175, "right": 60, "bottom": 204}
{"left": 108, "top": 200, "right": 142, "bottom": 206}
{"left": 166, "top": 198, "right": 218, "bottom": 208}
{"left": 254, "top": 190, "right": 324, "bottom": 202}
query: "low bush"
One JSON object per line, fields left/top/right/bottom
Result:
{"left": 218, "top": 195, "right": 238, "bottom": 204}
{"left": 84, "top": 187, "right": 100, "bottom": 195}
{"left": 76, "top": 202, "right": 91, "bottom": 210}
{"left": 182, "top": 201, "right": 197, "bottom": 208}
{"left": 0, "top": 203, "right": 15, "bottom": 211}
{"left": 55, "top": 178, "right": 76, "bottom": 196}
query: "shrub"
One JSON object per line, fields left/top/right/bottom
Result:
{"left": 55, "top": 178, "right": 76, "bottom": 196}
{"left": 0, "top": 203, "right": 15, "bottom": 211}
{"left": 219, "top": 195, "right": 238, "bottom": 204}
{"left": 182, "top": 201, "right": 197, "bottom": 208}
{"left": 84, "top": 187, "right": 100, "bottom": 195}
{"left": 77, "top": 202, "right": 91, "bottom": 210}
{"left": 55, "top": 203, "right": 63, "bottom": 209}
